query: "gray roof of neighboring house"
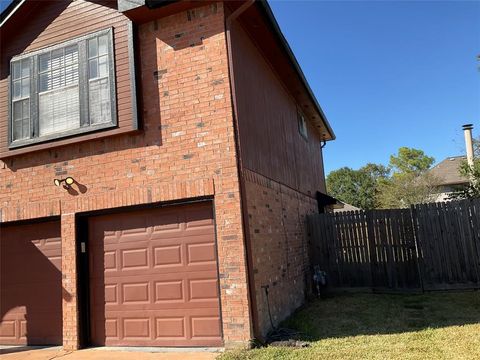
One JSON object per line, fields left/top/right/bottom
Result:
{"left": 333, "top": 201, "right": 361, "bottom": 212}
{"left": 430, "top": 156, "right": 469, "bottom": 186}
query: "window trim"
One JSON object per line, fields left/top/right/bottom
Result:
{"left": 8, "top": 27, "right": 117, "bottom": 149}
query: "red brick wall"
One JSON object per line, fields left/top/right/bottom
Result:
{"left": 0, "top": 1, "right": 252, "bottom": 349}
{"left": 243, "top": 170, "right": 318, "bottom": 337}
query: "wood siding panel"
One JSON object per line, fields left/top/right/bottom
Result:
{"left": 0, "top": 0, "right": 135, "bottom": 158}
{"left": 231, "top": 21, "right": 326, "bottom": 196}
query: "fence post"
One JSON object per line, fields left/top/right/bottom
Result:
{"left": 470, "top": 198, "right": 480, "bottom": 287}
{"left": 410, "top": 205, "right": 424, "bottom": 293}
{"left": 365, "top": 211, "right": 376, "bottom": 290}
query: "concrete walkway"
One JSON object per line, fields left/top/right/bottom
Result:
{"left": 0, "top": 346, "right": 221, "bottom": 360}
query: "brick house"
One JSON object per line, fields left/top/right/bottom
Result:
{"left": 0, "top": 0, "right": 335, "bottom": 351}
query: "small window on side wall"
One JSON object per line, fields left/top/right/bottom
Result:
{"left": 9, "top": 28, "right": 116, "bottom": 148}
{"left": 297, "top": 110, "right": 308, "bottom": 140}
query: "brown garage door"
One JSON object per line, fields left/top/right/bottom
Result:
{"left": 88, "top": 202, "right": 222, "bottom": 347}
{"left": 0, "top": 220, "right": 62, "bottom": 345}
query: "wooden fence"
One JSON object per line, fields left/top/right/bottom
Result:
{"left": 308, "top": 198, "right": 480, "bottom": 292}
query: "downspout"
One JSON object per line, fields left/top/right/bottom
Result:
{"left": 224, "top": 0, "right": 260, "bottom": 343}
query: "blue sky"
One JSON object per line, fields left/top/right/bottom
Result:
{"left": 268, "top": 0, "right": 480, "bottom": 174}
{"left": 1, "top": 1, "right": 479, "bottom": 174}
{"left": 0, "top": 0, "right": 10, "bottom": 14}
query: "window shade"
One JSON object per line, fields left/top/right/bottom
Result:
{"left": 38, "top": 45, "right": 80, "bottom": 136}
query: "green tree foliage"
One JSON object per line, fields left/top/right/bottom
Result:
{"left": 389, "top": 147, "right": 435, "bottom": 175}
{"left": 448, "top": 159, "right": 480, "bottom": 200}
{"left": 377, "top": 147, "right": 437, "bottom": 208}
{"left": 327, "top": 147, "right": 438, "bottom": 210}
{"left": 326, "top": 164, "right": 389, "bottom": 209}
{"left": 473, "top": 137, "right": 480, "bottom": 157}
{"left": 362, "top": 163, "right": 391, "bottom": 181}
{"left": 376, "top": 172, "right": 439, "bottom": 208}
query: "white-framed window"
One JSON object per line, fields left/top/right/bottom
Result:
{"left": 298, "top": 110, "right": 308, "bottom": 140}
{"left": 9, "top": 28, "right": 116, "bottom": 147}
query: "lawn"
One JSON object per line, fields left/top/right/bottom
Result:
{"left": 219, "top": 291, "right": 480, "bottom": 360}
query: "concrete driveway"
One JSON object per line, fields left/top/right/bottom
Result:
{"left": 0, "top": 346, "right": 221, "bottom": 360}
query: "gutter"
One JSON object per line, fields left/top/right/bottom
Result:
{"left": 224, "top": 0, "right": 260, "bottom": 344}
{"left": 0, "top": 0, "right": 24, "bottom": 27}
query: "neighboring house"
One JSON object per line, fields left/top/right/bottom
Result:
{"left": 429, "top": 156, "right": 469, "bottom": 201}
{"left": 316, "top": 192, "right": 361, "bottom": 213}
{"left": 0, "top": 0, "right": 335, "bottom": 351}
{"left": 333, "top": 201, "right": 361, "bottom": 213}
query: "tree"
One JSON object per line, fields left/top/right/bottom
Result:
{"left": 448, "top": 159, "right": 480, "bottom": 200}
{"left": 362, "top": 163, "right": 390, "bottom": 181}
{"left": 473, "top": 137, "right": 480, "bottom": 158}
{"left": 327, "top": 147, "right": 438, "bottom": 209}
{"left": 377, "top": 172, "right": 439, "bottom": 208}
{"left": 376, "top": 147, "right": 438, "bottom": 208}
{"left": 326, "top": 164, "right": 389, "bottom": 209}
{"left": 389, "top": 147, "right": 435, "bottom": 175}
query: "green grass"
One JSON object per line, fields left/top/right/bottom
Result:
{"left": 219, "top": 291, "right": 480, "bottom": 360}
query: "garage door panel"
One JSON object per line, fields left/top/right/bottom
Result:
{"left": 89, "top": 202, "right": 222, "bottom": 347}
{"left": 89, "top": 248, "right": 117, "bottom": 273}
{"left": 104, "top": 250, "right": 118, "bottom": 271}
{"left": 0, "top": 320, "right": 16, "bottom": 339}
{"left": 0, "top": 221, "right": 62, "bottom": 346}
{"left": 122, "top": 317, "right": 151, "bottom": 339}
{"left": 102, "top": 309, "right": 221, "bottom": 344}
{"left": 97, "top": 267, "right": 219, "bottom": 278}
{"left": 90, "top": 215, "right": 149, "bottom": 237}
{"left": 2, "top": 268, "right": 61, "bottom": 286}
{"left": 103, "top": 337, "right": 222, "bottom": 347}
{"left": 155, "top": 317, "right": 186, "bottom": 339}
{"left": 102, "top": 271, "right": 220, "bottom": 308}
{"left": 187, "top": 241, "right": 216, "bottom": 265}
{"left": 121, "top": 247, "right": 149, "bottom": 270}
{"left": 102, "top": 284, "right": 219, "bottom": 310}
{"left": 4, "top": 287, "right": 61, "bottom": 309}
{"left": 105, "top": 318, "right": 120, "bottom": 339}
{"left": 191, "top": 316, "right": 222, "bottom": 339}
{"left": 149, "top": 212, "right": 183, "bottom": 232}
{"left": 188, "top": 279, "right": 219, "bottom": 302}
{"left": 153, "top": 244, "right": 182, "bottom": 268}
{"left": 96, "top": 243, "right": 217, "bottom": 275}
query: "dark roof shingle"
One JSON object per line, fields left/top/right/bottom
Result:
{"left": 430, "top": 156, "right": 469, "bottom": 186}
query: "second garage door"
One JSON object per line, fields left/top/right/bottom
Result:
{"left": 88, "top": 202, "right": 222, "bottom": 347}
{"left": 0, "top": 220, "right": 62, "bottom": 345}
